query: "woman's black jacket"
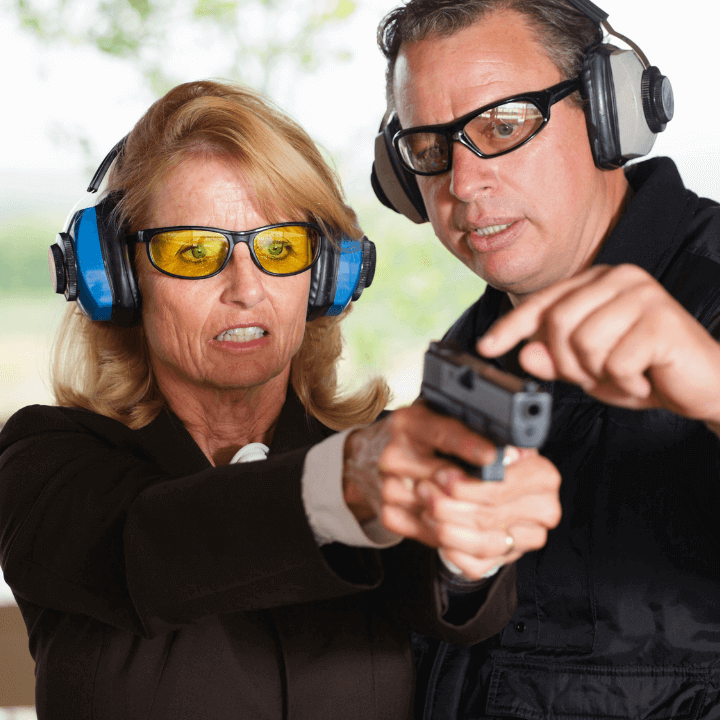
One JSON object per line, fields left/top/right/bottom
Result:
{"left": 0, "top": 388, "right": 515, "bottom": 719}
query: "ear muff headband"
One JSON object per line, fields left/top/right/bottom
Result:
{"left": 88, "top": 137, "right": 128, "bottom": 193}
{"left": 563, "top": 0, "right": 608, "bottom": 24}
{"left": 371, "top": 0, "right": 673, "bottom": 218}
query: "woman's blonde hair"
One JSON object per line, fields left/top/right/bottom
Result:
{"left": 52, "top": 80, "right": 389, "bottom": 431}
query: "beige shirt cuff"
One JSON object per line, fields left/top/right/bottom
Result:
{"left": 302, "top": 429, "right": 402, "bottom": 549}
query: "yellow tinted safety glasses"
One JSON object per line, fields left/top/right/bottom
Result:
{"left": 127, "top": 223, "right": 322, "bottom": 279}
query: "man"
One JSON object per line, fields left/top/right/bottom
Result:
{"left": 371, "top": 0, "right": 720, "bottom": 717}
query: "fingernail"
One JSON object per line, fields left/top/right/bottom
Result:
{"left": 478, "top": 334, "right": 495, "bottom": 353}
{"left": 437, "top": 468, "right": 462, "bottom": 492}
{"left": 503, "top": 446, "right": 520, "bottom": 466}
{"left": 476, "top": 443, "right": 501, "bottom": 465}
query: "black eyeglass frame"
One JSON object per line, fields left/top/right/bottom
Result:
{"left": 126, "top": 222, "right": 324, "bottom": 280}
{"left": 393, "top": 77, "right": 582, "bottom": 176}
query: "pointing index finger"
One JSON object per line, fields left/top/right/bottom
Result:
{"left": 476, "top": 265, "right": 610, "bottom": 357}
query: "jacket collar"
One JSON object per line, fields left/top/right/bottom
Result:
{"left": 132, "top": 386, "right": 330, "bottom": 477}
{"left": 593, "top": 157, "right": 696, "bottom": 282}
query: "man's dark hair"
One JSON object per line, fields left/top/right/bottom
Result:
{"left": 377, "top": 0, "right": 602, "bottom": 110}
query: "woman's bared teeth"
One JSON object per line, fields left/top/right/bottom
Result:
{"left": 215, "top": 327, "right": 267, "bottom": 342}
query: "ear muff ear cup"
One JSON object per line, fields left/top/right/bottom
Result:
{"left": 306, "top": 235, "right": 377, "bottom": 321}
{"left": 371, "top": 114, "right": 428, "bottom": 224}
{"left": 307, "top": 236, "right": 338, "bottom": 321}
{"left": 94, "top": 193, "right": 141, "bottom": 327}
{"left": 581, "top": 42, "right": 673, "bottom": 170}
{"left": 50, "top": 192, "right": 141, "bottom": 327}
{"left": 581, "top": 44, "right": 623, "bottom": 169}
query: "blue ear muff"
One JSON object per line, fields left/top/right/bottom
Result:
{"left": 50, "top": 138, "right": 140, "bottom": 327}
{"left": 49, "top": 191, "right": 141, "bottom": 327}
{"left": 306, "top": 234, "right": 376, "bottom": 321}
{"left": 69, "top": 205, "right": 115, "bottom": 321}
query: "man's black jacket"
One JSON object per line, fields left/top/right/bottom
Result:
{"left": 415, "top": 158, "right": 720, "bottom": 720}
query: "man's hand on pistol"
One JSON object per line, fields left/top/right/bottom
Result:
{"left": 342, "top": 402, "right": 562, "bottom": 580}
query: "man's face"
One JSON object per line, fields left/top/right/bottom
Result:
{"left": 394, "top": 9, "right": 622, "bottom": 301}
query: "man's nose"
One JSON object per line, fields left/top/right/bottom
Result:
{"left": 218, "top": 243, "right": 267, "bottom": 308}
{"left": 449, "top": 141, "right": 499, "bottom": 202}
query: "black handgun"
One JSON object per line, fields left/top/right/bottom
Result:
{"left": 421, "top": 340, "right": 552, "bottom": 480}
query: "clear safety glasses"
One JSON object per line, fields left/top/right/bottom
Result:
{"left": 393, "top": 78, "right": 581, "bottom": 175}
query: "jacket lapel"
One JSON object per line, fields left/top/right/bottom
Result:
{"left": 594, "top": 157, "right": 697, "bottom": 281}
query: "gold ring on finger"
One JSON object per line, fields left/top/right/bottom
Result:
{"left": 503, "top": 531, "right": 516, "bottom": 556}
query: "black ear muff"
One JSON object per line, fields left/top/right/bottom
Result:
{"left": 581, "top": 42, "right": 674, "bottom": 170}
{"left": 578, "top": 11, "right": 674, "bottom": 171}
{"left": 371, "top": 114, "right": 428, "bottom": 224}
{"left": 372, "top": 2, "right": 673, "bottom": 181}
{"left": 307, "top": 236, "right": 338, "bottom": 321}
{"left": 94, "top": 193, "right": 141, "bottom": 327}
{"left": 581, "top": 44, "right": 624, "bottom": 169}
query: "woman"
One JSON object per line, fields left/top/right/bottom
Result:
{"left": 0, "top": 81, "right": 558, "bottom": 719}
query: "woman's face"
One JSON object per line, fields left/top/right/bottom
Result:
{"left": 136, "top": 155, "right": 311, "bottom": 393}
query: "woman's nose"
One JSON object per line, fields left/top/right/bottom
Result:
{"left": 218, "top": 243, "right": 267, "bottom": 308}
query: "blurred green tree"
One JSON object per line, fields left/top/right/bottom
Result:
{"left": 13, "top": 0, "right": 357, "bottom": 97}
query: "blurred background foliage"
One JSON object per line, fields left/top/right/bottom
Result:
{"left": 14, "top": 0, "right": 357, "bottom": 95}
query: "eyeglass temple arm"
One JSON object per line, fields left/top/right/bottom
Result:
{"left": 549, "top": 78, "right": 583, "bottom": 104}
